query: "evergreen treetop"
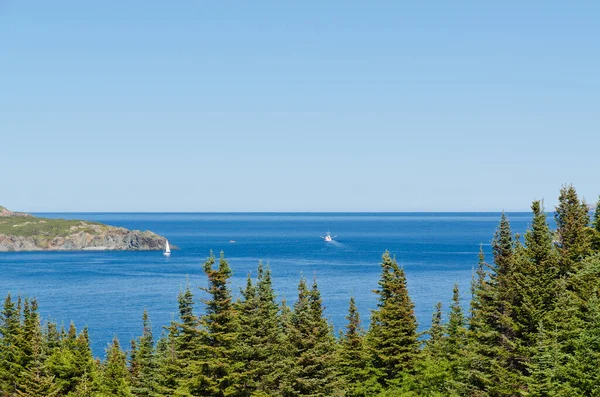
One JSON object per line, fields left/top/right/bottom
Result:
{"left": 368, "top": 251, "right": 419, "bottom": 385}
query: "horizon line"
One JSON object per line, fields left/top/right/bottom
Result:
{"left": 29, "top": 210, "right": 541, "bottom": 214}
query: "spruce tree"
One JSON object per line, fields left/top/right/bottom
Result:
{"left": 186, "top": 251, "right": 238, "bottom": 396}
{"left": 45, "top": 321, "right": 62, "bottom": 351}
{"left": 98, "top": 336, "right": 132, "bottom": 397}
{"left": 130, "top": 310, "right": 156, "bottom": 397}
{"left": 408, "top": 301, "right": 451, "bottom": 395}
{"left": 337, "top": 296, "right": 380, "bottom": 397}
{"left": 279, "top": 296, "right": 294, "bottom": 391}
{"left": 426, "top": 302, "right": 444, "bottom": 351}
{"left": 561, "top": 296, "right": 600, "bottom": 395}
{"left": 153, "top": 331, "right": 182, "bottom": 397}
{"left": 490, "top": 212, "right": 524, "bottom": 394}
{"left": 256, "top": 264, "right": 289, "bottom": 394}
{"left": 230, "top": 272, "right": 258, "bottom": 395}
{"left": 492, "top": 212, "right": 514, "bottom": 283}
{"left": 444, "top": 284, "right": 468, "bottom": 394}
{"left": 176, "top": 283, "right": 202, "bottom": 362}
{"left": 155, "top": 283, "right": 204, "bottom": 395}
{"left": 0, "top": 293, "right": 25, "bottom": 394}
{"left": 16, "top": 298, "right": 60, "bottom": 397}
{"left": 402, "top": 289, "right": 467, "bottom": 397}
{"left": 514, "top": 201, "right": 559, "bottom": 355}
{"left": 231, "top": 263, "right": 287, "bottom": 396}
{"left": 446, "top": 284, "right": 467, "bottom": 352}
{"left": 592, "top": 196, "right": 600, "bottom": 252}
{"left": 287, "top": 276, "right": 340, "bottom": 396}
{"left": 46, "top": 323, "right": 98, "bottom": 396}
{"left": 527, "top": 279, "right": 583, "bottom": 396}
{"left": 367, "top": 251, "right": 419, "bottom": 387}
{"left": 555, "top": 185, "right": 592, "bottom": 274}
{"left": 467, "top": 214, "right": 524, "bottom": 396}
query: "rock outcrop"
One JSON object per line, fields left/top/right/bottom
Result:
{"left": 0, "top": 206, "right": 32, "bottom": 218}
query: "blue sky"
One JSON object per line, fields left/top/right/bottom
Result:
{"left": 1, "top": 1, "right": 598, "bottom": 212}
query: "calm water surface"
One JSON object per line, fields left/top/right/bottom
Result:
{"left": 0, "top": 212, "right": 539, "bottom": 356}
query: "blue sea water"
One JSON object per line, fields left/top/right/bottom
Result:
{"left": 0, "top": 212, "right": 541, "bottom": 356}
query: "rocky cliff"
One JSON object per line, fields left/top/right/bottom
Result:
{"left": 0, "top": 207, "right": 174, "bottom": 252}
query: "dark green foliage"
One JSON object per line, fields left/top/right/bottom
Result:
{"left": 402, "top": 286, "right": 468, "bottom": 396}
{"left": 337, "top": 297, "right": 380, "bottom": 396}
{"left": 467, "top": 213, "right": 524, "bottom": 396}
{"left": 513, "top": 201, "right": 560, "bottom": 356}
{"left": 443, "top": 285, "right": 469, "bottom": 395}
{"left": 0, "top": 293, "right": 25, "bottom": 394}
{"left": 405, "top": 302, "right": 450, "bottom": 396}
{"left": 15, "top": 298, "right": 60, "bottom": 397}
{"left": 527, "top": 279, "right": 583, "bottom": 396}
{"left": 187, "top": 251, "right": 239, "bottom": 396}
{"left": 492, "top": 212, "right": 514, "bottom": 279}
{"left": 594, "top": 197, "right": 600, "bottom": 232}
{"left": 592, "top": 196, "right": 600, "bottom": 252}
{"left": 46, "top": 323, "right": 99, "bottom": 396}
{"left": 231, "top": 263, "right": 288, "bottom": 396}
{"left": 129, "top": 310, "right": 156, "bottom": 397}
{"left": 286, "top": 277, "right": 340, "bottom": 396}
{"left": 368, "top": 251, "right": 419, "bottom": 386}
{"left": 446, "top": 285, "right": 467, "bottom": 353}
{"left": 555, "top": 185, "right": 592, "bottom": 274}
{"left": 154, "top": 282, "right": 205, "bottom": 395}
{"left": 426, "top": 302, "right": 444, "bottom": 351}
{"left": 153, "top": 332, "right": 182, "bottom": 397}
{"left": 98, "top": 336, "right": 132, "bottom": 397}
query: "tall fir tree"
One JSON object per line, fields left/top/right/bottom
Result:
{"left": 467, "top": 214, "right": 524, "bottom": 396}
{"left": 337, "top": 296, "right": 380, "bottom": 397}
{"left": 153, "top": 330, "right": 182, "bottom": 397}
{"left": 230, "top": 272, "right": 260, "bottom": 396}
{"left": 444, "top": 284, "right": 469, "bottom": 395}
{"left": 130, "top": 310, "right": 156, "bottom": 397}
{"left": 426, "top": 302, "right": 444, "bottom": 352}
{"left": 231, "top": 263, "right": 287, "bottom": 396}
{"left": 561, "top": 295, "right": 600, "bottom": 395}
{"left": 194, "top": 251, "right": 238, "bottom": 396}
{"left": 490, "top": 212, "right": 524, "bottom": 395}
{"left": 555, "top": 185, "right": 591, "bottom": 274}
{"left": 592, "top": 196, "right": 600, "bottom": 252}
{"left": 367, "top": 251, "right": 419, "bottom": 387}
{"left": 399, "top": 287, "right": 468, "bottom": 397}
{"left": 0, "top": 293, "right": 25, "bottom": 394}
{"left": 527, "top": 279, "right": 583, "bottom": 396}
{"left": 514, "top": 201, "right": 559, "bottom": 355}
{"left": 401, "top": 301, "right": 453, "bottom": 397}
{"left": 46, "top": 323, "right": 99, "bottom": 396}
{"left": 155, "top": 283, "right": 204, "bottom": 396}
{"left": 45, "top": 321, "right": 62, "bottom": 351}
{"left": 279, "top": 296, "right": 294, "bottom": 391}
{"left": 98, "top": 336, "right": 132, "bottom": 397}
{"left": 286, "top": 276, "right": 340, "bottom": 396}
{"left": 16, "top": 298, "right": 60, "bottom": 397}
{"left": 446, "top": 284, "right": 467, "bottom": 354}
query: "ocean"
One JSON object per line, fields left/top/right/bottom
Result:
{"left": 0, "top": 212, "right": 539, "bottom": 356}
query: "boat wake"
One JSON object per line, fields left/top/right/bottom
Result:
{"left": 326, "top": 240, "right": 345, "bottom": 248}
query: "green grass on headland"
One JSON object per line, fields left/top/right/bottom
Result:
{"left": 0, "top": 216, "right": 108, "bottom": 238}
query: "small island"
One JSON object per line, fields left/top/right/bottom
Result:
{"left": 0, "top": 206, "right": 173, "bottom": 252}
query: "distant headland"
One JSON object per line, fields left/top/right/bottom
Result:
{"left": 0, "top": 206, "right": 174, "bottom": 252}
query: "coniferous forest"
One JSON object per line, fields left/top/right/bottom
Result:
{"left": 3, "top": 185, "right": 600, "bottom": 397}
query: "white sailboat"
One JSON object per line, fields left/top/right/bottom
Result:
{"left": 163, "top": 240, "right": 171, "bottom": 256}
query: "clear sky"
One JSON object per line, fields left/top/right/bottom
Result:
{"left": 1, "top": 1, "right": 598, "bottom": 212}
